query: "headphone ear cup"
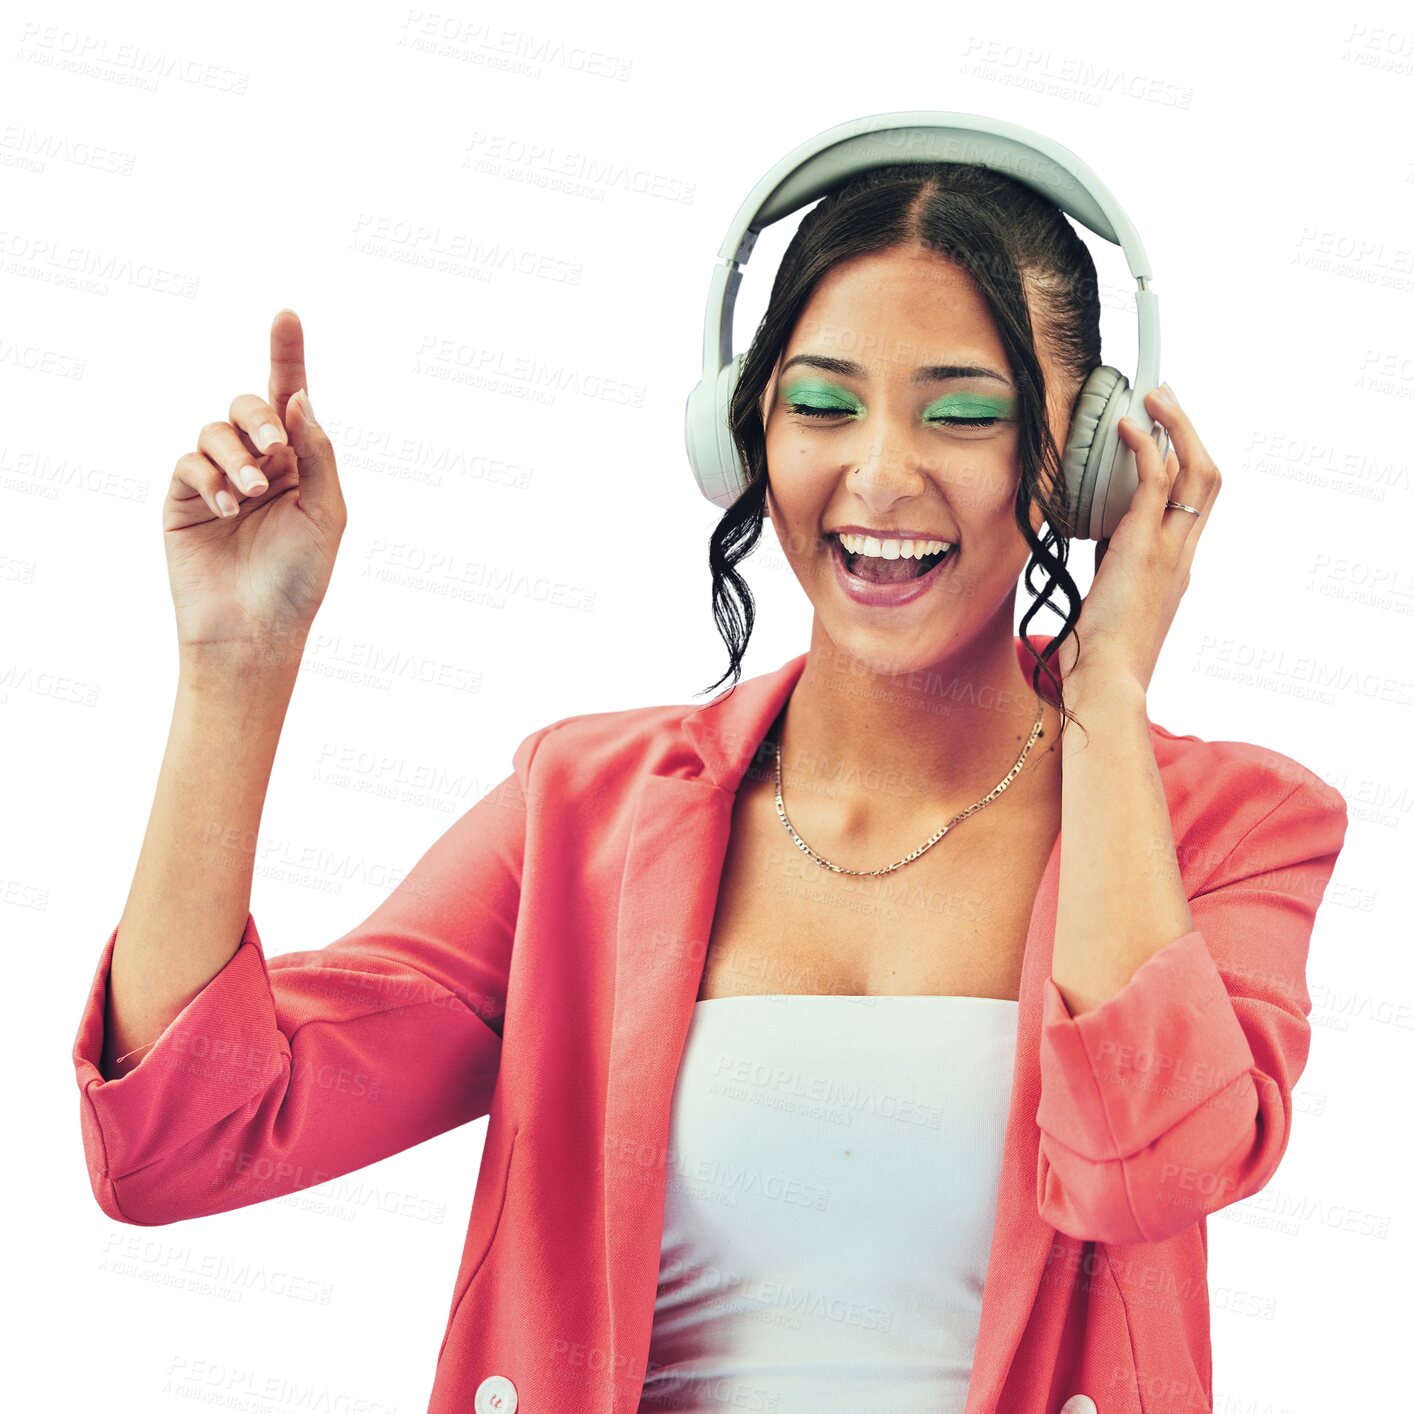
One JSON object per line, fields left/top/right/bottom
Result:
{"left": 684, "top": 352, "right": 744, "bottom": 508}
{"left": 721, "top": 352, "right": 748, "bottom": 503}
{"left": 1060, "top": 364, "right": 1128, "bottom": 541}
{"left": 706, "top": 352, "right": 748, "bottom": 508}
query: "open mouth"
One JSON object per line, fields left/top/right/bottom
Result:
{"left": 830, "top": 534, "right": 957, "bottom": 585}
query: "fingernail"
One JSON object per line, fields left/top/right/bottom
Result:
{"left": 296, "top": 387, "right": 315, "bottom": 423}
{"left": 216, "top": 489, "right": 240, "bottom": 517}
{"left": 254, "top": 423, "right": 284, "bottom": 452}
{"left": 237, "top": 465, "right": 268, "bottom": 495}
{"left": 1158, "top": 381, "right": 1177, "bottom": 405}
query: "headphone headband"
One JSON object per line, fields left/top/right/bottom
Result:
{"left": 685, "top": 109, "right": 1163, "bottom": 539}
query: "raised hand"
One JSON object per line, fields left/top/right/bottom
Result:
{"left": 162, "top": 309, "right": 348, "bottom": 662}
{"left": 1056, "top": 384, "right": 1220, "bottom": 695}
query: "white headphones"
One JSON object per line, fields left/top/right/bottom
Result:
{"left": 682, "top": 110, "right": 1166, "bottom": 542}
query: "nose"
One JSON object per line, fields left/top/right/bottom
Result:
{"left": 846, "top": 425, "right": 933, "bottom": 509}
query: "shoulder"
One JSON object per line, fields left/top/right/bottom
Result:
{"left": 1149, "top": 716, "right": 1342, "bottom": 806}
{"left": 511, "top": 696, "right": 700, "bottom": 793}
{"left": 1147, "top": 716, "right": 1348, "bottom": 883}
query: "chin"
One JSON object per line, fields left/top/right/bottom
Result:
{"left": 820, "top": 620, "right": 951, "bottom": 679}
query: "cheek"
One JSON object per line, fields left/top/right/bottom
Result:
{"left": 765, "top": 485, "right": 783, "bottom": 540}
{"left": 767, "top": 488, "right": 813, "bottom": 560}
{"left": 764, "top": 451, "right": 821, "bottom": 525}
{"left": 764, "top": 476, "right": 809, "bottom": 558}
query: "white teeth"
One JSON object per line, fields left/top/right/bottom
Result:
{"left": 837, "top": 533, "right": 954, "bottom": 559}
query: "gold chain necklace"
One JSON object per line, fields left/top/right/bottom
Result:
{"left": 772, "top": 699, "right": 1048, "bottom": 877}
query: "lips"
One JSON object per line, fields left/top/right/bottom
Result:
{"left": 827, "top": 532, "right": 954, "bottom": 578}
{"left": 837, "top": 540, "right": 947, "bottom": 580}
{"left": 826, "top": 526, "right": 960, "bottom": 544}
{"left": 827, "top": 533, "right": 958, "bottom": 608}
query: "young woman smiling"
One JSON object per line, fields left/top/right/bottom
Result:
{"left": 72, "top": 159, "right": 1349, "bottom": 1414}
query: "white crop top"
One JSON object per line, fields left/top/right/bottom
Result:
{"left": 636, "top": 993, "right": 1018, "bottom": 1414}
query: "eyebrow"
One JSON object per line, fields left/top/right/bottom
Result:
{"left": 778, "top": 353, "right": 1013, "bottom": 387}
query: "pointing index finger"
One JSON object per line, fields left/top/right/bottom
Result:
{"left": 269, "top": 308, "right": 307, "bottom": 423}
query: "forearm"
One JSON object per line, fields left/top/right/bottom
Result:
{"left": 1051, "top": 671, "right": 1194, "bottom": 1017}
{"left": 102, "top": 649, "right": 303, "bottom": 1080}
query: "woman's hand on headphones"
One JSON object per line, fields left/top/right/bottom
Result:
{"left": 1057, "top": 384, "right": 1221, "bottom": 697}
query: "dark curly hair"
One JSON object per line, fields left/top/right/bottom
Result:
{"left": 701, "top": 159, "right": 1102, "bottom": 748}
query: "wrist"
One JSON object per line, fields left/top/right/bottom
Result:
{"left": 1063, "top": 662, "right": 1147, "bottom": 712}
{"left": 179, "top": 633, "right": 307, "bottom": 681}
{"left": 178, "top": 643, "right": 304, "bottom": 695}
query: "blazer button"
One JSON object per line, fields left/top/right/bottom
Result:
{"left": 474, "top": 1374, "right": 518, "bottom": 1413}
{"left": 1059, "top": 1398, "right": 1097, "bottom": 1414}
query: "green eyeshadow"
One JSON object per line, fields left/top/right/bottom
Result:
{"left": 922, "top": 392, "right": 1015, "bottom": 421}
{"left": 780, "top": 378, "right": 863, "bottom": 412}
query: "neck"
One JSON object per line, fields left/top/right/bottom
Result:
{"left": 767, "top": 617, "right": 1063, "bottom": 849}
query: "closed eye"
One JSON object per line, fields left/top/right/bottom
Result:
{"left": 786, "top": 403, "right": 1001, "bottom": 428}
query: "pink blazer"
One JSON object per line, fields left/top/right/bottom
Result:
{"left": 72, "top": 635, "right": 1349, "bottom": 1414}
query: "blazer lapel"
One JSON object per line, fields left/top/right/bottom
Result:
{"left": 601, "top": 655, "right": 806, "bottom": 1409}
{"left": 600, "top": 645, "right": 1066, "bottom": 1413}
{"left": 964, "top": 822, "right": 1065, "bottom": 1411}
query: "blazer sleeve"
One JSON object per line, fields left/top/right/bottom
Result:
{"left": 72, "top": 722, "right": 555, "bottom": 1228}
{"left": 1034, "top": 768, "right": 1349, "bottom": 1245}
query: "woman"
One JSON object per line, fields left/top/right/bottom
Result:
{"left": 72, "top": 161, "right": 1349, "bottom": 1414}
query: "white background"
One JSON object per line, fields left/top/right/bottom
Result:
{"left": 6, "top": 0, "right": 1410, "bottom": 1409}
